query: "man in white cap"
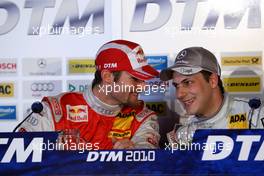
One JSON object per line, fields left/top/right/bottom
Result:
{"left": 160, "top": 47, "right": 263, "bottom": 145}
{"left": 18, "top": 40, "right": 160, "bottom": 149}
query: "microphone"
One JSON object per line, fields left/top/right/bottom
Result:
{"left": 249, "top": 98, "right": 261, "bottom": 109}
{"left": 31, "top": 101, "right": 44, "bottom": 114}
{"left": 248, "top": 98, "right": 261, "bottom": 129}
{"left": 13, "top": 101, "right": 44, "bottom": 132}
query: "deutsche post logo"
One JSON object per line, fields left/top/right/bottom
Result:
{"left": 221, "top": 56, "right": 262, "bottom": 66}
{"left": 0, "top": 83, "right": 14, "bottom": 97}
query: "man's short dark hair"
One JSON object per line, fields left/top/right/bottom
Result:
{"left": 200, "top": 70, "right": 225, "bottom": 95}
{"left": 92, "top": 70, "right": 122, "bottom": 88}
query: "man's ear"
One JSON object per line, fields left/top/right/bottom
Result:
{"left": 101, "top": 70, "right": 114, "bottom": 84}
{"left": 209, "top": 73, "right": 219, "bottom": 89}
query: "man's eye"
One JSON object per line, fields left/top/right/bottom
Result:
{"left": 183, "top": 80, "right": 193, "bottom": 87}
{"left": 131, "top": 77, "right": 142, "bottom": 83}
{"left": 131, "top": 78, "right": 137, "bottom": 82}
{"left": 172, "top": 82, "right": 178, "bottom": 88}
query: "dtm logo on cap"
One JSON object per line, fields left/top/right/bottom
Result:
{"left": 104, "top": 63, "right": 117, "bottom": 69}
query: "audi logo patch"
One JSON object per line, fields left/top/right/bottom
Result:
{"left": 26, "top": 116, "right": 39, "bottom": 126}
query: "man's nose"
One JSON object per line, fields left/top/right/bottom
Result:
{"left": 176, "top": 86, "right": 187, "bottom": 100}
{"left": 136, "top": 79, "right": 146, "bottom": 86}
{"left": 136, "top": 80, "right": 146, "bottom": 90}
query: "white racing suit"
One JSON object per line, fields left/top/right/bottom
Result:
{"left": 167, "top": 95, "right": 264, "bottom": 145}
{"left": 19, "top": 86, "right": 160, "bottom": 149}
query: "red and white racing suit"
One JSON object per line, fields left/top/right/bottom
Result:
{"left": 19, "top": 86, "right": 160, "bottom": 149}
{"left": 167, "top": 95, "right": 264, "bottom": 145}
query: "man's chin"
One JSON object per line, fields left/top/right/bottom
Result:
{"left": 125, "top": 100, "right": 140, "bottom": 108}
{"left": 185, "top": 109, "right": 195, "bottom": 115}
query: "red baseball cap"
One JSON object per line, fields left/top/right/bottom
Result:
{"left": 95, "top": 40, "right": 159, "bottom": 80}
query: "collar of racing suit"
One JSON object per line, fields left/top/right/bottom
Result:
{"left": 191, "top": 94, "right": 230, "bottom": 128}
{"left": 83, "top": 85, "right": 122, "bottom": 117}
{"left": 170, "top": 94, "right": 230, "bottom": 145}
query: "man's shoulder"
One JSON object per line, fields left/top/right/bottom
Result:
{"left": 221, "top": 95, "right": 247, "bottom": 107}
{"left": 231, "top": 97, "right": 249, "bottom": 104}
{"left": 228, "top": 96, "right": 264, "bottom": 114}
{"left": 230, "top": 96, "right": 258, "bottom": 109}
{"left": 42, "top": 92, "right": 86, "bottom": 115}
{"left": 121, "top": 100, "right": 156, "bottom": 122}
{"left": 135, "top": 101, "right": 156, "bottom": 122}
{"left": 43, "top": 92, "right": 84, "bottom": 102}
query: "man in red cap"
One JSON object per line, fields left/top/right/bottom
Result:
{"left": 18, "top": 40, "right": 160, "bottom": 149}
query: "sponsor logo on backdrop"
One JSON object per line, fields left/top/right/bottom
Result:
{"left": 221, "top": 56, "right": 262, "bottom": 67}
{"left": 146, "top": 102, "right": 166, "bottom": 116}
{"left": 0, "top": 58, "right": 17, "bottom": 75}
{"left": 31, "top": 82, "right": 55, "bottom": 92}
{"left": 0, "top": 0, "right": 104, "bottom": 35}
{"left": 223, "top": 77, "right": 261, "bottom": 92}
{"left": 0, "top": 83, "right": 14, "bottom": 97}
{"left": 0, "top": 106, "right": 16, "bottom": 120}
{"left": 69, "top": 84, "right": 77, "bottom": 92}
{"left": 23, "top": 81, "right": 62, "bottom": 99}
{"left": 129, "top": 0, "right": 261, "bottom": 32}
{"left": 68, "top": 59, "right": 96, "bottom": 74}
{"left": 22, "top": 58, "right": 62, "bottom": 76}
{"left": 67, "top": 80, "right": 90, "bottom": 92}
{"left": 139, "top": 56, "right": 169, "bottom": 98}
{"left": 146, "top": 56, "right": 168, "bottom": 71}
{"left": 37, "top": 59, "right": 47, "bottom": 68}
{"left": 68, "top": 83, "right": 88, "bottom": 92}
{"left": 0, "top": 0, "right": 261, "bottom": 37}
